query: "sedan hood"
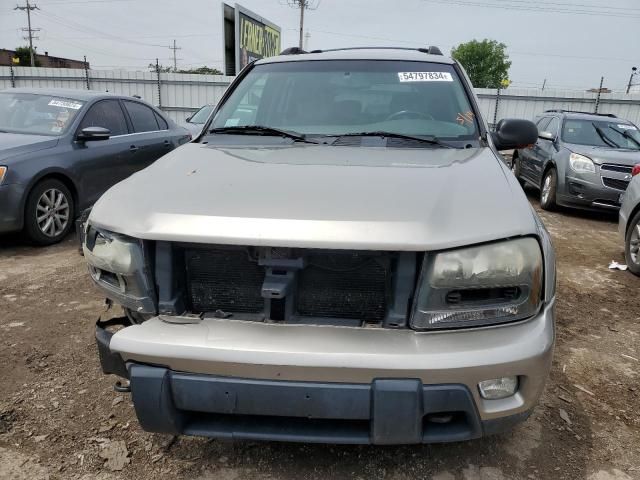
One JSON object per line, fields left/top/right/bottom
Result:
{"left": 0, "top": 132, "right": 59, "bottom": 162}
{"left": 90, "top": 143, "right": 536, "bottom": 251}
{"left": 569, "top": 144, "right": 640, "bottom": 166}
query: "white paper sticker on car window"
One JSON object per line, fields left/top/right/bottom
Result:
{"left": 398, "top": 72, "right": 453, "bottom": 82}
{"left": 48, "top": 99, "right": 82, "bottom": 110}
{"left": 224, "top": 118, "right": 240, "bottom": 127}
{"left": 617, "top": 124, "right": 637, "bottom": 130}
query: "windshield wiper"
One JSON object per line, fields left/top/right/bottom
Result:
{"left": 209, "top": 125, "right": 320, "bottom": 144}
{"left": 608, "top": 126, "right": 640, "bottom": 149}
{"left": 592, "top": 123, "right": 621, "bottom": 148}
{"left": 324, "top": 131, "right": 454, "bottom": 148}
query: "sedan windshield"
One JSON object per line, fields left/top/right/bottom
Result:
{"left": 562, "top": 119, "right": 640, "bottom": 150}
{"left": 190, "top": 105, "right": 214, "bottom": 124}
{"left": 0, "top": 92, "right": 85, "bottom": 136}
{"left": 211, "top": 60, "right": 479, "bottom": 144}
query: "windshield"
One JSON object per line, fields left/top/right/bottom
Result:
{"left": 0, "top": 92, "right": 85, "bottom": 136}
{"left": 562, "top": 119, "right": 640, "bottom": 150}
{"left": 190, "top": 105, "right": 214, "bottom": 124}
{"left": 211, "top": 60, "right": 479, "bottom": 143}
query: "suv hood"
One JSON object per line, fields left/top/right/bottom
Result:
{"left": 90, "top": 143, "right": 536, "bottom": 250}
{"left": 0, "top": 132, "right": 59, "bottom": 162}
{"left": 569, "top": 144, "right": 640, "bottom": 166}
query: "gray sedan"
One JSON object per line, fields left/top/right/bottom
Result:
{"left": 513, "top": 110, "right": 640, "bottom": 211}
{"left": 0, "top": 88, "right": 190, "bottom": 245}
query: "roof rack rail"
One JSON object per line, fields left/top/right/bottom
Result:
{"left": 307, "top": 46, "right": 444, "bottom": 56}
{"left": 545, "top": 109, "right": 617, "bottom": 118}
{"left": 280, "top": 47, "right": 308, "bottom": 55}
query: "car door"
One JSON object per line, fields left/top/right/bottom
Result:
{"left": 121, "top": 100, "right": 174, "bottom": 177}
{"left": 522, "top": 117, "right": 551, "bottom": 185}
{"left": 71, "top": 99, "right": 132, "bottom": 206}
{"left": 531, "top": 117, "right": 560, "bottom": 185}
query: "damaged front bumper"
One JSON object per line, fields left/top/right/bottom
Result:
{"left": 95, "top": 300, "right": 554, "bottom": 444}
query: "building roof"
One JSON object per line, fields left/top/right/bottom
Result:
{"left": 256, "top": 47, "right": 454, "bottom": 65}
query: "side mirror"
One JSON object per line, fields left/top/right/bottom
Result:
{"left": 538, "top": 131, "right": 555, "bottom": 141}
{"left": 491, "top": 119, "right": 538, "bottom": 151}
{"left": 185, "top": 115, "right": 192, "bottom": 123}
{"left": 77, "top": 126, "right": 111, "bottom": 142}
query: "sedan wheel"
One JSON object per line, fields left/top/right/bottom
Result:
{"left": 36, "top": 188, "right": 70, "bottom": 237}
{"left": 24, "top": 179, "right": 75, "bottom": 245}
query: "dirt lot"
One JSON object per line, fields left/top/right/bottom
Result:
{"left": 1, "top": 190, "right": 639, "bottom": 480}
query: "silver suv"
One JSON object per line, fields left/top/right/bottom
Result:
{"left": 83, "top": 47, "right": 555, "bottom": 445}
{"left": 513, "top": 110, "right": 640, "bottom": 212}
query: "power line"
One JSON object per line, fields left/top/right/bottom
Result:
{"left": 14, "top": 0, "right": 40, "bottom": 66}
{"left": 421, "top": 0, "right": 640, "bottom": 19}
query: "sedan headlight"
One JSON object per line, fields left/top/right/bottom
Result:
{"left": 411, "top": 238, "right": 543, "bottom": 330}
{"left": 569, "top": 153, "right": 595, "bottom": 173}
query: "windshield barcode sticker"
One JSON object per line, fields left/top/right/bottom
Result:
{"left": 398, "top": 72, "right": 453, "bottom": 82}
{"left": 48, "top": 99, "right": 83, "bottom": 110}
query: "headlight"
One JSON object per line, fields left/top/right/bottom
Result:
{"left": 569, "top": 153, "right": 595, "bottom": 173}
{"left": 0, "top": 166, "right": 7, "bottom": 184}
{"left": 83, "top": 224, "right": 156, "bottom": 314}
{"left": 411, "top": 238, "right": 543, "bottom": 330}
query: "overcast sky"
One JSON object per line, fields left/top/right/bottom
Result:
{"left": 2, "top": 0, "right": 639, "bottom": 92}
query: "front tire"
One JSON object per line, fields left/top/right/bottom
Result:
{"left": 625, "top": 210, "right": 640, "bottom": 276}
{"left": 23, "top": 179, "right": 75, "bottom": 245}
{"left": 540, "top": 168, "right": 558, "bottom": 211}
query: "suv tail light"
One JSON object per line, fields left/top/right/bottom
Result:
{"left": 632, "top": 164, "right": 640, "bottom": 177}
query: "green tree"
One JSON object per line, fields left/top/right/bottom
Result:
{"left": 451, "top": 39, "right": 511, "bottom": 89}
{"left": 148, "top": 63, "right": 173, "bottom": 73}
{"left": 14, "top": 45, "right": 41, "bottom": 67}
{"left": 177, "top": 66, "right": 224, "bottom": 75}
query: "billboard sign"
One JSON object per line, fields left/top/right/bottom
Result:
{"left": 222, "top": 3, "right": 281, "bottom": 76}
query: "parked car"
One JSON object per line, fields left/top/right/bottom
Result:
{"left": 619, "top": 167, "right": 640, "bottom": 275}
{"left": 182, "top": 104, "right": 215, "bottom": 136}
{"left": 83, "top": 47, "right": 555, "bottom": 445}
{"left": 0, "top": 88, "right": 191, "bottom": 245}
{"left": 512, "top": 110, "right": 640, "bottom": 211}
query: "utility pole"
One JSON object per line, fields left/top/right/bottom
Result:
{"left": 304, "top": 31, "right": 310, "bottom": 51}
{"left": 14, "top": 0, "right": 40, "bottom": 67}
{"left": 627, "top": 67, "right": 638, "bottom": 94}
{"left": 169, "top": 39, "right": 182, "bottom": 71}
{"left": 287, "top": 0, "right": 318, "bottom": 49}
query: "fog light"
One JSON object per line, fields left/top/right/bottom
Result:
{"left": 478, "top": 377, "right": 518, "bottom": 399}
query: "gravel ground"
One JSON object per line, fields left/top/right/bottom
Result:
{"left": 1, "top": 189, "right": 639, "bottom": 480}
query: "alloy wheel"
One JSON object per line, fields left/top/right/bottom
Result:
{"left": 542, "top": 175, "right": 552, "bottom": 204}
{"left": 630, "top": 223, "right": 640, "bottom": 265}
{"left": 36, "top": 188, "right": 70, "bottom": 237}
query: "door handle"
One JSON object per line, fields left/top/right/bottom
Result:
{"left": 129, "top": 145, "right": 138, "bottom": 153}
{"left": 163, "top": 140, "right": 172, "bottom": 149}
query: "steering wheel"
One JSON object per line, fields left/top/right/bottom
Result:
{"left": 385, "top": 110, "right": 434, "bottom": 122}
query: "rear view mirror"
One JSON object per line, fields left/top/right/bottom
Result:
{"left": 538, "top": 131, "right": 555, "bottom": 141}
{"left": 77, "top": 126, "right": 111, "bottom": 141}
{"left": 491, "top": 119, "right": 538, "bottom": 151}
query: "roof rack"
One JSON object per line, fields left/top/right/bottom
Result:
{"left": 545, "top": 109, "right": 617, "bottom": 118}
{"left": 280, "top": 46, "right": 443, "bottom": 56}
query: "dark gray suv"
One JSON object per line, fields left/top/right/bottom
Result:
{"left": 512, "top": 110, "right": 640, "bottom": 211}
{"left": 0, "top": 88, "right": 190, "bottom": 245}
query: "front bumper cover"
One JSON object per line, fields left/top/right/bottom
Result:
{"left": 95, "top": 304, "right": 552, "bottom": 444}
